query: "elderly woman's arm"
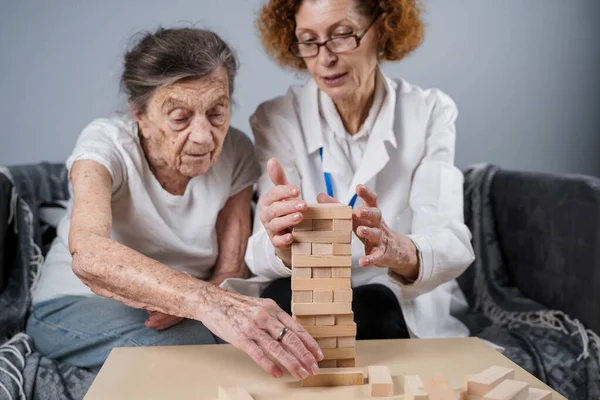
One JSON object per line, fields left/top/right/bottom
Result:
{"left": 209, "top": 187, "right": 253, "bottom": 286}
{"left": 68, "top": 160, "right": 322, "bottom": 379}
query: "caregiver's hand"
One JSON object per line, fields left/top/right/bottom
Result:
{"left": 258, "top": 158, "right": 307, "bottom": 266}
{"left": 317, "top": 185, "right": 420, "bottom": 281}
{"left": 199, "top": 288, "right": 323, "bottom": 379}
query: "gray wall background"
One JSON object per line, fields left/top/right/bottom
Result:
{"left": 1, "top": 0, "right": 599, "bottom": 176}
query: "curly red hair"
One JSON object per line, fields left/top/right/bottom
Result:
{"left": 257, "top": 0, "right": 424, "bottom": 70}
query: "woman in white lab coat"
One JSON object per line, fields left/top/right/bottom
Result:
{"left": 245, "top": 0, "right": 476, "bottom": 340}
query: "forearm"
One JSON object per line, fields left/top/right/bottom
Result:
{"left": 210, "top": 187, "right": 253, "bottom": 284}
{"left": 70, "top": 232, "right": 219, "bottom": 321}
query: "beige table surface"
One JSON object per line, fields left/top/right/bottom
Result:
{"left": 84, "top": 337, "right": 565, "bottom": 399}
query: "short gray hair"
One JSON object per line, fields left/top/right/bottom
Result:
{"left": 121, "top": 27, "right": 238, "bottom": 112}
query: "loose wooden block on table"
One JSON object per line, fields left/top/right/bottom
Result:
{"left": 423, "top": 373, "right": 460, "bottom": 400}
{"left": 301, "top": 368, "right": 365, "bottom": 387}
{"left": 466, "top": 366, "right": 515, "bottom": 397}
{"left": 84, "top": 338, "right": 565, "bottom": 400}
{"left": 302, "top": 204, "right": 352, "bottom": 220}
{"left": 292, "top": 278, "right": 351, "bottom": 291}
{"left": 293, "top": 230, "right": 352, "bottom": 243}
{"left": 292, "top": 254, "right": 352, "bottom": 267}
{"left": 483, "top": 379, "right": 528, "bottom": 400}
{"left": 404, "top": 375, "right": 429, "bottom": 400}
{"left": 304, "top": 323, "right": 357, "bottom": 338}
{"left": 368, "top": 365, "right": 394, "bottom": 397}
{"left": 292, "top": 302, "right": 352, "bottom": 316}
{"left": 526, "top": 388, "right": 552, "bottom": 400}
{"left": 218, "top": 386, "right": 254, "bottom": 400}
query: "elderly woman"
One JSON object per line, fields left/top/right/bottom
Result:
{"left": 26, "top": 28, "right": 323, "bottom": 380}
{"left": 244, "top": 0, "right": 476, "bottom": 342}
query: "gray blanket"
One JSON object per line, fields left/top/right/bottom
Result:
{"left": 461, "top": 164, "right": 600, "bottom": 399}
{"left": 0, "top": 165, "right": 95, "bottom": 400}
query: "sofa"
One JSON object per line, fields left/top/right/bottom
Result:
{"left": 0, "top": 162, "right": 598, "bottom": 399}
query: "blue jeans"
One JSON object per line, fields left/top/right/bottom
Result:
{"left": 25, "top": 296, "right": 223, "bottom": 371}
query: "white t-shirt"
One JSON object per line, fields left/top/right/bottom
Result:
{"left": 32, "top": 113, "right": 260, "bottom": 305}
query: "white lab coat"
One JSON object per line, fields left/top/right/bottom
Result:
{"left": 222, "top": 70, "right": 476, "bottom": 340}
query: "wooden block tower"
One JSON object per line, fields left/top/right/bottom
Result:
{"left": 291, "top": 204, "right": 356, "bottom": 369}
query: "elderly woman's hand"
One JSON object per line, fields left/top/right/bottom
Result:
{"left": 353, "top": 185, "right": 420, "bottom": 280}
{"left": 259, "top": 158, "right": 307, "bottom": 266}
{"left": 199, "top": 287, "right": 323, "bottom": 380}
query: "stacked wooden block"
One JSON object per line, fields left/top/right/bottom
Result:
{"left": 291, "top": 204, "right": 356, "bottom": 369}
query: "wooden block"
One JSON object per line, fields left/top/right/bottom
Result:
{"left": 424, "top": 373, "right": 460, "bottom": 400}
{"left": 368, "top": 365, "right": 394, "bottom": 397}
{"left": 467, "top": 366, "right": 515, "bottom": 396}
{"left": 294, "top": 315, "right": 315, "bottom": 326}
{"left": 292, "top": 267, "right": 312, "bottom": 278}
{"left": 311, "top": 243, "right": 332, "bottom": 255}
{"left": 293, "top": 230, "right": 351, "bottom": 243}
{"left": 334, "top": 289, "right": 353, "bottom": 302}
{"left": 337, "top": 359, "right": 356, "bottom": 367}
{"left": 336, "top": 313, "right": 354, "bottom": 324}
{"left": 312, "top": 267, "right": 332, "bottom": 278}
{"left": 313, "top": 290, "right": 333, "bottom": 303}
{"left": 526, "top": 388, "right": 552, "bottom": 400}
{"left": 337, "top": 336, "right": 355, "bottom": 348}
{"left": 483, "top": 380, "right": 528, "bottom": 400}
{"left": 404, "top": 375, "right": 429, "bottom": 400}
{"left": 333, "top": 219, "right": 352, "bottom": 231}
{"left": 291, "top": 242, "right": 312, "bottom": 254}
{"left": 218, "top": 385, "right": 254, "bottom": 400}
{"left": 317, "top": 337, "right": 337, "bottom": 348}
{"left": 292, "top": 278, "right": 351, "bottom": 291}
{"left": 292, "top": 290, "right": 313, "bottom": 303}
{"left": 332, "top": 267, "right": 351, "bottom": 277}
{"left": 292, "top": 254, "right": 352, "bottom": 267}
{"left": 303, "top": 204, "right": 352, "bottom": 220}
{"left": 293, "top": 219, "right": 313, "bottom": 231}
{"left": 332, "top": 243, "right": 352, "bottom": 255}
{"left": 315, "top": 315, "right": 335, "bottom": 325}
{"left": 318, "top": 360, "right": 337, "bottom": 368}
{"left": 292, "top": 302, "right": 352, "bottom": 316}
{"left": 304, "top": 323, "right": 357, "bottom": 338}
{"left": 322, "top": 347, "right": 356, "bottom": 360}
{"left": 313, "top": 219, "right": 333, "bottom": 231}
{"left": 301, "top": 367, "right": 365, "bottom": 387}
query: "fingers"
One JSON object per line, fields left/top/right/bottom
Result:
{"left": 262, "top": 199, "right": 307, "bottom": 226}
{"left": 237, "top": 339, "right": 283, "bottom": 379}
{"left": 260, "top": 185, "right": 300, "bottom": 210}
{"left": 316, "top": 193, "right": 339, "bottom": 204}
{"left": 145, "top": 312, "right": 184, "bottom": 330}
{"left": 356, "top": 226, "right": 383, "bottom": 244}
{"left": 254, "top": 329, "right": 311, "bottom": 380}
{"left": 356, "top": 184, "right": 378, "bottom": 207}
{"left": 276, "top": 310, "right": 324, "bottom": 362}
{"left": 359, "top": 247, "right": 385, "bottom": 267}
{"left": 354, "top": 206, "right": 382, "bottom": 228}
{"left": 266, "top": 323, "right": 320, "bottom": 377}
{"left": 267, "top": 158, "right": 289, "bottom": 186}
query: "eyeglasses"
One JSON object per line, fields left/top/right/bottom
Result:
{"left": 289, "top": 13, "right": 382, "bottom": 59}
